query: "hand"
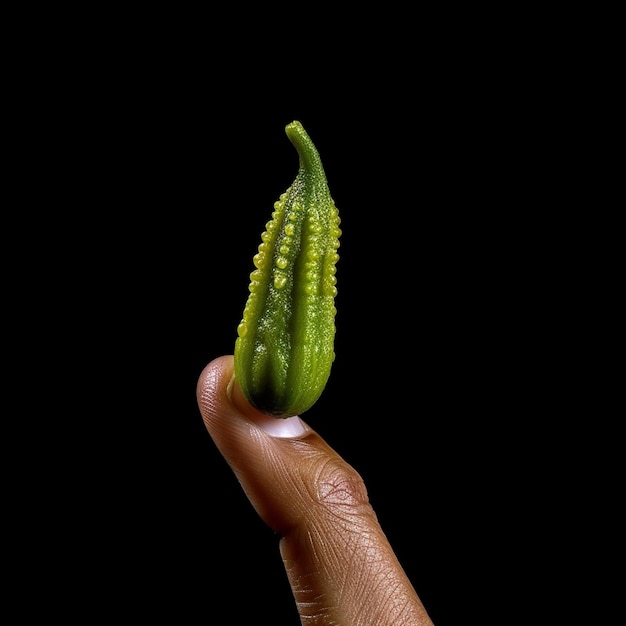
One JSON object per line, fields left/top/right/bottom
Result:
{"left": 197, "top": 355, "right": 435, "bottom": 626}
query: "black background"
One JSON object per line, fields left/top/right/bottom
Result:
{"left": 9, "top": 18, "right": 591, "bottom": 624}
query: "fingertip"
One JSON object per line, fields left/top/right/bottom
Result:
{"left": 196, "top": 354, "right": 234, "bottom": 393}
{"left": 197, "top": 354, "right": 310, "bottom": 442}
{"left": 196, "top": 354, "right": 234, "bottom": 421}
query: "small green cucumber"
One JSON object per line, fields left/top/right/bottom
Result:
{"left": 234, "top": 120, "right": 341, "bottom": 418}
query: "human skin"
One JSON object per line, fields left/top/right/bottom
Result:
{"left": 197, "top": 355, "right": 435, "bottom": 626}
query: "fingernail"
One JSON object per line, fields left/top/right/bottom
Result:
{"left": 251, "top": 413, "right": 308, "bottom": 438}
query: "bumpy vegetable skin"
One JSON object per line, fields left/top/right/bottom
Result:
{"left": 234, "top": 121, "right": 341, "bottom": 417}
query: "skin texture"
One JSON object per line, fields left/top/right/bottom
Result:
{"left": 197, "top": 355, "right": 435, "bottom": 626}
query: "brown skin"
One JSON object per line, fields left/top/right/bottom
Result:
{"left": 197, "top": 355, "right": 435, "bottom": 626}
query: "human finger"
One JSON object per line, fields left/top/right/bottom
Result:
{"left": 197, "top": 355, "right": 434, "bottom": 626}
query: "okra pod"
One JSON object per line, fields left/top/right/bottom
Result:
{"left": 234, "top": 121, "right": 341, "bottom": 417}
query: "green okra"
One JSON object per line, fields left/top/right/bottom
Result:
{"left": 234, "top": 120, "right": 341, "bottom": 418}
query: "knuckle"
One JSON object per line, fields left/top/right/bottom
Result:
{"left": 314, "top": 458, "right": 370, "bottom": 512}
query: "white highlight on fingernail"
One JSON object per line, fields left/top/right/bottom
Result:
{"left": 253, "top": 413, "right": 308, "bottom": 438}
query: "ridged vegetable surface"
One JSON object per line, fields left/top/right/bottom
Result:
{"left": 234, "top": 120, "right": 341, "bottom": 418}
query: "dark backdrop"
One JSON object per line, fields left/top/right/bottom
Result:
{"left": 17, "top": 42, "right": 565, "bottom": 624}
{"left": 76, "top": 106, "right": 533, "bottom": 624}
